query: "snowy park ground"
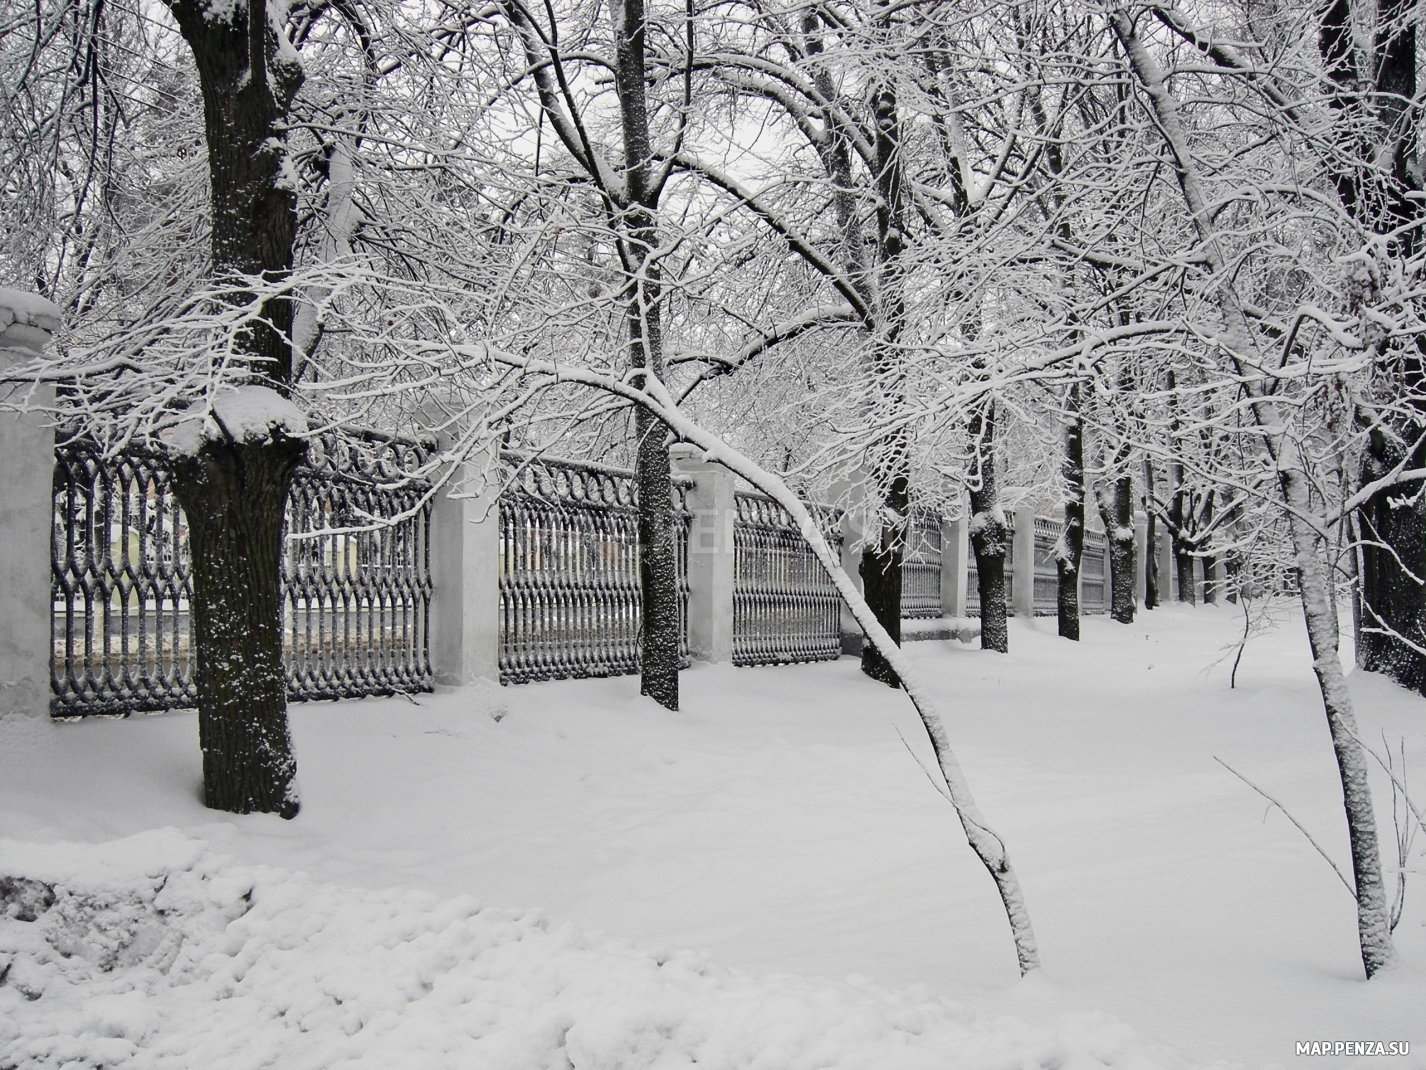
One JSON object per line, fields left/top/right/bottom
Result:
{"left": 2, "top": 603, "right": 1423, "bottom": 1069}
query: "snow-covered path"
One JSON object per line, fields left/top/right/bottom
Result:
{"left": 2, "top": 605, "right": 1422, "bottom": 1067}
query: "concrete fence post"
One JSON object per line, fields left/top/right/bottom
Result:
{"left": 429, "top": 444, "right": 501, "bottom": 686}
{"left": 0, "top": 288, "right": 61, "bottom": 719}
{"left": 941, "top": 502, "right": 969, "bottom": 619}
{"left": 1152, "top": 530, "right": 1175, "bottom": 607}
{"left": 1133, "top": 511, "right": 1148, "bottom": 606}
{"left": 671, "top": 445, "right": 736, "bottom": 663}
{"left": 1013, "top": 505, "right": 1035, "bottom": 619}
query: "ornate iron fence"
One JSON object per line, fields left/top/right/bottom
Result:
{"left": 1081, "top": 528, "right": 1108, "bottom": 614}
{"left": 900, "top": 509, "right": 943, "bottom": 619}
{"left": 1032, "top": 516, "right": 1061, "bottom": 616}
{"left": 282, "top": 434, "right": 435, "bottom": 700}
{"left": 51, "top": 432, "right": 434, "bottom": 719}
{"left": 731, "top": 493, "right": 842, "bottom": 666}
{"left": 497, "top": 453, "right": 690, "bottom": 684}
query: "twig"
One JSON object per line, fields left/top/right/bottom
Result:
{"left": 894, "top": 723, "right": 953, "bottom": 805}
{"left": 1215, "top": 756, "right": 1356, "bottom": 898}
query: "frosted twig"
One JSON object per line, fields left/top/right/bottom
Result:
{"left": 1215, "top": 756, "right": 1356, "bottom": 898}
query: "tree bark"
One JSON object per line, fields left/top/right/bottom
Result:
{"left": 173, "top": 438, "right": 305, "bottom": 816}
{"left": 1104, "top": 473, "right": 1136, "bottom": 623}
{"left": 1357, "top": 430, "right": 1426, "bottom": 692}
{"left": 613, "top": 0, "right": 679, "bottom": 710}
{"left": 859, "top": 72, "right": 911, "bottom": 688}
{"left": 968, "top": 399, "right": 1009, "bottom": 652}
{"left": 165, "top": 0, "right": 305, "bottom": 815}
{"left": 1143, "top": 458, "right": 1159, "bottom": 609}
{"left": 1058, "top": 386, "right": 1084, "bottom": 640}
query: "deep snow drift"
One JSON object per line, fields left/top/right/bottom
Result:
{"left": 2, "top": 604, "right": 1422, "bottom": 1068}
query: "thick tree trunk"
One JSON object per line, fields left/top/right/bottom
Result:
{"left": 859, "top": 74, "right": 911, "bottom": 688}
{"left": 1357, "top": 432, "right": 1426, "bottom": 693}
{"left": 1143, "top": 459, "right": 1160, "bottom": 609}
{"left": 968, "top": 399, "right": 1008, "bottom": 652}
{"left": 1058, "top": 388, "right": 1084, "bottom": 640}
{"left": 165, "top": 0, "right": 305, "bottom": 815}
{"left": 1174, "top": 537, "right": 1196, "bottom": 605}
{"left": 635, "top": 415, "right": 680, "bottom": 709}
{"left": 172, "top": 438, "right": 305, "bottom": 816}
{"left": 1105, "top": 474, "right": 1136, "bottom": 624}
{"left": 860, "top": 468, "right": 908, "bottom": 687}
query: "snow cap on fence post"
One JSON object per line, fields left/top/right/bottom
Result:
{"left": 1012, "top": 505, "right": 1036, "bottom": 620}
{"left": 429, "top": 440, "right": 501, "bottom": 688}
{"left": 0, "top": 288, "right": 60, "bottom": 719}
{"left": 670, "top": 444, "right": 735, "bottom": 664}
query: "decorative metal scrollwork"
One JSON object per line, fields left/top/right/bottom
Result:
{"left": 900, "top": 509, "right": 943, "bottom": 619}
{"left": 51, "top": 431, "right": 434, "bottom": 718}
{"left": 497, "top": 452, "right": 691, "bottom": 685}
{"left": 731, "top": 492, "right": 842, "bottom": 666}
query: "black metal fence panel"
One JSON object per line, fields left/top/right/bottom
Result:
{"left": 497, "top": 453, "right": 690, "bottom": 685}
{"left": 900, "top": 510, "right": 943, "bottom": 619}
{"left": 51, "top": 433, "right": 434, "bottom": 719}
{"left": 731, "top": 493, "right": 842, "bottom": 666}
{"left": 282, "top": 435, "right": 434, "bottom": 701}
{"left": 51, "top": 441, "right": 195, "bottom": 717}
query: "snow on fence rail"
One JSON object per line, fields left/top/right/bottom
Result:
{"left": 50, "top": 433, "right": 435, "bottom": 719}
{"left": 731, "top": 492, "right": 843, "bottom": 666}
{"left": 496, "top": 453, "right": 691, "bottom": 684}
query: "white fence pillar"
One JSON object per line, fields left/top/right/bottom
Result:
{"left": 1133, "top": 511, "right": 1147, "bottom": 606}
{"left": 941, "top": 506, "right": 969, "bottom": 619}
{"left": 429, "top": 446, "right": 501, "bottom": 686}
{"left": 1012, "top": 505, "right": 1035, "bottom": 619}
{"left": 1157, "top": 525, "right": 1176, "bottom": 602}
{"left": 0, "top": 289, "right": 60, "bottom": 719}
{"left": 671, "top": 446, "right": 736, "bottom": 663}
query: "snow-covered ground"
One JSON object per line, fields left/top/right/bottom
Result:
{"left": 2, "top": 604, "right": 1422, "bottom": 1068}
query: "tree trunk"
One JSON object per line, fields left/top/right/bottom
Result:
{"left": 1143, "top": 458, "right": 1159, "bottom": 609}
{"left": 1058, "top": 386, "right": 1084, "bottom": 640}
{"left": 860, "top": 469, "right": 908, "bottom": 687}
{"left": 1114, "top": 10, "right": 1396, "bottom": 975}
{"left": 1357, "top": 431, "right": 1426, "bottom": 693}
{"left": 1174, "top": 537, "right": 1196, "bottom": 605}
{"left": 613, "top": 0, "right": 679, "bottom": 710}
{"left": 859, "top": 72, "right": 911, "bottom": 688}
{"left": 165, "top": 0, "right": 305, "bottom": 815}
{"left": 1106, "top": 474, "right": 1136, "bottom": 624}
{"left": 1320, "top": 0, "right": 1426, "bottom": 695}
{"left": 172, "top": 438, "right": 305, "bottom": 816}
{"left": 1285, "top": 478, "right": 1396, "bottom": 977}
{"left": 968, "top": 399, "right": 1008, "bottom": 652}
